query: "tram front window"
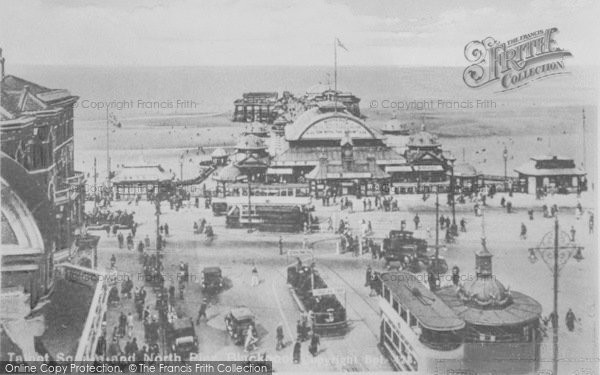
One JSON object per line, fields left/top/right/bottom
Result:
{"left": 419, "top": 328, "right": 462, "bottom": 351}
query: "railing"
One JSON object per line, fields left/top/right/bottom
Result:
{"left": 55, "top": 264, "right": 108, "bottom": 361}
{"left": 67, "top": 171, "right": 85, "bottom": 186}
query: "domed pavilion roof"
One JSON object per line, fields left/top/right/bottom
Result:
{"left": 452, "top": 162, "right": 479, "bottom": 177}
{"left": 235, "top": 134, "right": 266, "bottom": 151}
{"left": 243, "top": 121, "right": 268, "bottom": 136}
{"left": 213, "top": 164, "right": 242, "bottom": 182}
{"left": 408, "top": 131, "right": 440, "bottom": 148}
{"left": 211, "top": 148, "right": 228, "bottom": 158}
{"left": 285, "top": 107, "right": 383, "bottom": 142}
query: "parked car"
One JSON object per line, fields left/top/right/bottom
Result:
{"left": 224, "top": 307, "right": 256, "bottom": 345}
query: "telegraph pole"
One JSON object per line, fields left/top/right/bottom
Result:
{"left": 582, "top": 108, "right": 586, "bottom": 170}
{"left": 93, "top": 157, "right": 97, "bottom": 208}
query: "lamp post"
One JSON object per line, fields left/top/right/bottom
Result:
{"left": 449, "top": 158, "right": 457, "bottom": 236}
{"left": 154, "top": 184, "right": 161, "bottom": 254}
{"left": 503, "top": 145, "right": 508, "bottom": 190}
{"left": 528, "top": 216, "right": 584, "bottom": 375}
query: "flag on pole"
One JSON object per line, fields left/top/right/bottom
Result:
{"left": 336, "top": 38, "right": 348, "bottom": 52}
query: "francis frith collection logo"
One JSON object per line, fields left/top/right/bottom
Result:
{"left": 463, "top": 27, "right": 572, "bottom": 91}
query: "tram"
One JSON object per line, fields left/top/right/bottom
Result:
{"left": 378, "top": 271, "right": 465, "bottom": 373}
{"left": 287, "top": 262, "right": 347, "bottom": 335}
{"left": 225, "top": 197, "right": 313, "bottom": 232}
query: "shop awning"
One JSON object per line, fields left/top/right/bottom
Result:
{"left": 385, "top": 165, "right": 413, "bottom": 173}
{"left": 267, "top": 168, "right": 293, "bottom": 175}
{"left": 413, "top": 165, "right": 444, "bottom": 172}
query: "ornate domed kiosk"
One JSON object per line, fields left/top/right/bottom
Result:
{"left": 436, "top": 218, "right": 542, "bottom": 373}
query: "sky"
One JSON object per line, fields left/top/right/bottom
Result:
{"left": 1, "top": 0, "right": 599, "bottom": 66}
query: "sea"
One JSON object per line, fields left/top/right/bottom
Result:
{"left": 7, "top": 65, "right": 598, "bottom": 183}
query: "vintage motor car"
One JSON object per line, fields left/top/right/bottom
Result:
{"left": 201, "top": 266, "right": 223, "bottom": 292}
{"left": 224, "top": 307, "right": 256, "bottom": 345}
{"left": 167, "top": 317, "right": 198, "bottom": 359}
{"left": 382, "top": 230, "right": 430, "bottom": 270}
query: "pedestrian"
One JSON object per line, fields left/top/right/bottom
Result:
{"left": 112, "top": 224, "right": 118, "bottom": 237}
{"left": 413, "top": 214, "right": 420, "bottom": 230}
{"left": 196, "top": 298, "right": 208, "bottom": 323}
{"left": 164, "top": 223, "right": 169, "bottom": 236}
{"left": 251, "top": 266, "right": 259, "bottom": 287}
{"left": 96, "top": 334, "right": 107, "bottom": 357}
{"left": 308, "top": 333, "right": 320, "bottom": 357}
{"left": 178, "top": 278, "right": 185, "bottom": 299}
{"left": 244, "top": 324, "right": 257, "bottom": 352}
{"left": 365, "top": 265, "right": 372, "bottom": 287}
{"left": 129, "top": 337, "right": 138, "bottom": 356}
{"left": 105, "top": 225, "right": 110, "bottom": 237}
{"left": 144, "top": 235, "right": 150, "bottom": 249}
{"left": 452, "top": 266, "right": 460, "bottom": 286}
{"left": 570, "top": 226, "right": 576, "bottom": 242}
{"left": 279, "top": 236, "right": 283, "bottom": 256}
{"left": 137, "top": 240, "right": 144, "bottom": 253}
{"left": 118, "top": 312, "right": 127, "bottom": 337}
{"left": 520, "top": 223, "right": 527, "bottom": 240}
{"left": 127, "top": 312, "right": 134, "bottom": 338}
{"left": 528, "top": 209, "right": 534, "bottom": 220}
{"left": 460, "top": 218, "right": 466, "bottom": 232}
{"left": 276, "top": 324, "right": 285, "bottom": 351}
{"left": 110, "top": 254, "right": 116, "bottom": 268}
{"left": 293, "top": 338, "right": 301, "bottom": 364}
{"left": 565, "top": 308, "right": 576, "bottom": 332}
{"left": 107, "top": 336, "right": 121, "bottom": 358}
{"left": 131, "top": 223, "right": 137, "bottom": 237}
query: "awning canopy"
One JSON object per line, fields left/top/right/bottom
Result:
{"left": 414, "top": 165, "right": 444, "bottom": 172}
{"left": 385, "top": 165, "right": 413, "bottom": 173}
{"left": 267, "top": 168, "right": 293, "bottom": 175}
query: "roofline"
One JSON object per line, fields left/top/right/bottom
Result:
{"left": 293, "top": 112, "right": 383, "bottom": 141}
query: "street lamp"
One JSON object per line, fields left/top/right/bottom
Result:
{"left": 449, "top": 158, "right": 457, "bottom": 236}
{"left": 503, "top": 145, "right": 508, "bottom": 190}
{"left": 528, "top": 216, "right": 584, "bottom": 375}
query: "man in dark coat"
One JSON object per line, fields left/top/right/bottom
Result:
{"left": 293, "top": 338, "right": 301, "bottom": 364}
{"left": 566, "top": 308, "right": 576, "bottom": 332}
{"left": 308, "top": 333, "right": 320, "bottom": 357}
{"left": 196, "top": 299, "right": 208, "bottom": 323}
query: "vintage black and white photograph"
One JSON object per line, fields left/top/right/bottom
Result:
{"left": 0, "top": 1, "right": 598, "bottom": 374}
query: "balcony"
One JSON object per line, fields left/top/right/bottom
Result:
{"left": 67, "top": 171, "right": 85, "bottom": 186}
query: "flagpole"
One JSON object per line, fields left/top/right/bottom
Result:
{"left": 334, "top": 37, "right": 338, "bottom": 112}
{"left": 106, "top": 107, "right": 110, "bottom": 184}
{"left": 334, "top": 37, "right": 337, "bottom": 93}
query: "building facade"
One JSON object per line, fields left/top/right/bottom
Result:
{"left": 1, "top": 55, "right": 85, "bottom": 257}
{"left": 515, "top": 155, "right": 586, "bottom": 195}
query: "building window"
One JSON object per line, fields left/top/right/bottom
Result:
{"left": 409, "top": 314, "right": 417, "bottom": 327}
{"left": 392, "top": 332, "right": 400, "bottom": 348}
{"left": 384, "top": 321, "right": 391, "bottom": 337}
{"left": 392, "top": 299, "right": 399, "bottom": 313}
{"left": 383, "top": 286, "right": 390, "bottom": 302}
{"left": 400, "top": 307, "right": 407, "bottom": 322}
